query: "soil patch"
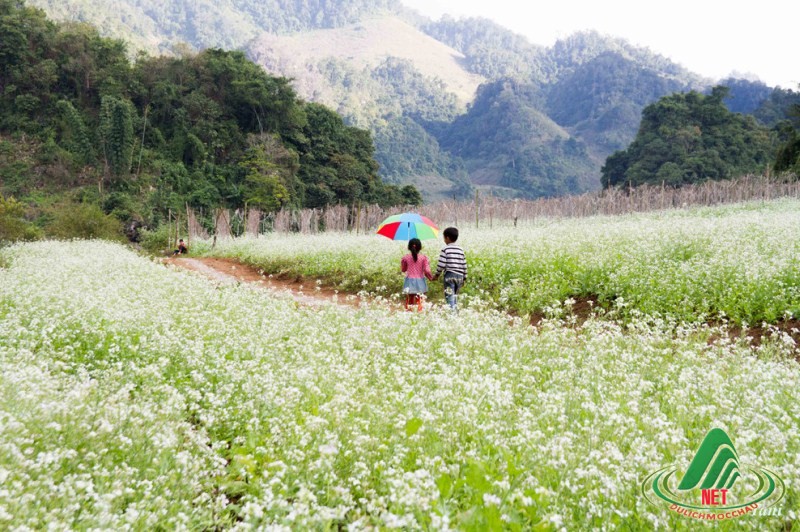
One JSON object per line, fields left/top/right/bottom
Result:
{"left": 708, "top": 318, "right": 800, "bottom": 360}
{"left": 529, "top": 295, "right": 602, "bottom": 327}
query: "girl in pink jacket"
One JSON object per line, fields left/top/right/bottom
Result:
{"left": 400, "top": 238, "right": 433, "bottom": 311}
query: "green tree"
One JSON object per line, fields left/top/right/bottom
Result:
{"left": 400, "top": 184, "right": 422, "bottom": 205}
{"left": 46, "top": 201, "right": 123, "bottom": 240}
{"left": 99, "top": 95, "right": 135, "bottom": 179}
{"left": 239, "top": 135, "right": 300, "bottom": 211}
{"left": 56, "top": 99, "right": 93, "bottom": 164}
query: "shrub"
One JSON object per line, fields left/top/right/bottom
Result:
{"left": 139, "top": 224, "right": 173, "bottom": 255}
{"left": 0, "top": 195, "right": 42, "bottom": 242}
{"left": 45, "top": 202, "right": 124, "bottom": 241}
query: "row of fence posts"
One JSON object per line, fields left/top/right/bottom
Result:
{"left": 166, "top": 175, "right": 799, "bottom": 245}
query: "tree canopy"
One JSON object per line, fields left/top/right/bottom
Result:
{"left": 602, "top": 87, "right": 774, "bottom": 188}
{"left": 773, "top": 101, "right": 800, "bottom": 175}
{"left": 0, "top": 0, "right": 417, "bottom": 234}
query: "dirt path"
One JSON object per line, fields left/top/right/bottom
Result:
{"left": 166, "top": 256, "right": 368, "bottom": 308}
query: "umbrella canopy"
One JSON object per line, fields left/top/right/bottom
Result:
{"left": 376, "top": 212, "right": 439, "bottom": 241}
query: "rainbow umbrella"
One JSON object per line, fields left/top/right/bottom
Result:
{"left": 376, "top": 212, "right": 439, "bottom": 241}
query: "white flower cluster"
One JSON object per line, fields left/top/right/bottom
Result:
{"left": 206, "top": 199, "right": 800, "bottom": 324}
{"left": 1, "top": 237, "right": 798, "bottom": 529}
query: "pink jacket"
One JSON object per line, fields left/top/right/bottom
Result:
{"left": 401, "top": 254, "right": 433, "bottom": 280}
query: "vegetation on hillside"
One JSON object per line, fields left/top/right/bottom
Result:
{"left": 773, "top": 101, "right": 800, "bottom": 175}
{"left": 601, "top": 87, "right": 775, "bottom": 187}
{"left": 418, "top": 15, "right": 544, "bottom": 80}
{"left": 752, "top": 86, "right": 800, "bottom": 127}
{"left": 27, "top": 0, "right": 397, "bottom": 52}
{"left": 545, "top": 51, "right": 693, "bottom": 156}
{"left": 0, "top": 0, "right": 418, "bottom": 241}
{"left": 437, "top": 80, "right": 597, "bottom": 197}
{"left": 22, "top": 0, "right": 718, "bottom": 200}
{"left": 719, "top": 78, "right": 774, "bottom": 115}
{"left": 18, "top": 0, "right": 799, "bottom": 200}
{"left": 247, "top": 34, "right": 476, "bottom": 199}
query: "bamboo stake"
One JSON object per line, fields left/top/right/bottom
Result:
{"left": 474, "top": 189, "right": 479, "bottom": 229}
{"left": 166, "top": 209, "right": 171, "bottom": 255}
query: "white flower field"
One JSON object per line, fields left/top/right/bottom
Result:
{"left": 205, "top": 199, "right": 800, "bottom": 324}
{"left": 1, "top": 200, "right": 799, "bottom": 530}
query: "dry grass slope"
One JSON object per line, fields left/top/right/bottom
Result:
{"left": 247, "top": 15, "right": 486, "bottom": 104}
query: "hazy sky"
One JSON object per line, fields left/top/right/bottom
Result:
{"left": 400, "top": 0, "right": 798, "bottom": 89}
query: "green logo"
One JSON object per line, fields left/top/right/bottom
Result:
{"left": 677, "top": 428, "right": 740, "bottom": 491}
{"left": 642, "top": 428, "right": 785, "bottom": 521}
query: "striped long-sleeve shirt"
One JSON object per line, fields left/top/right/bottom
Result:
{"left": 435, "top": 244, "right": 467, "bottom": 279}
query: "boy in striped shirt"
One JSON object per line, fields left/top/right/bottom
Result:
{"left": 433, "top": 227, "right": 467, "bottom": 311}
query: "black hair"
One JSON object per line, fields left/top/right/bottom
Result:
{"left": 408, "top": 238, "right": 422, "bottom": 262}
{"left": 443, "top": 227, "right": 459, "bottom": 242}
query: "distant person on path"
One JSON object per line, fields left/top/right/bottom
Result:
{"left": 433, "top": 227, "right": 467, "bottom": 311}
{"left": 173, "top": 238, "right": 188, "bottom": 256}
{"left": 401, "top": 237, "right": 433, "bottom": 311}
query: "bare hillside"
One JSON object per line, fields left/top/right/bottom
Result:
{"left": 247, "top": 15, "right": 486, "bottom": 104}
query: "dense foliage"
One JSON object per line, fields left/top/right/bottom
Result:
{"left": 772, "top": 101, "right": 800, "bottom": 175}
{"left": 0, "top": 0, "right": 417, "bottom": 239}
{"left": 718, "top": 78, "right": 773, "bottom": 115}
{"left": 541, "top": 31, "right": 702, "bottom": 86}
{"left": 752, "top": 86, "right": 800, "bottom": 127}
{"left": 601, "top": 87, "right": 774, "bottom": 187}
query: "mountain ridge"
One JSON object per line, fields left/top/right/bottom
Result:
{"left": 25, "top": 0, "right": 748, "bottom": 200}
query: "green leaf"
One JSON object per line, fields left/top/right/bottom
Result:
{"left": 436, "top": 474, "right": 453, "bottom": 499}
{"left": 405, "top": 417, "right": 423, "bottom": 437}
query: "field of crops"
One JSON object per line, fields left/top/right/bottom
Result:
{"left": 1, "top": 235, "right": 798, "bottom": 529}
{"left": 202, "top": 199, "right": 800, "bottom": 325}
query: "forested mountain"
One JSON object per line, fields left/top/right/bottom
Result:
{"left": 27, "top": 0, "right": 397, "bottom": 52}
{"left": 0, "top": 0, "right": 418, "bottom": 240}
{"left": 245, "top": 20, "right": 709, "bottom": 199}
{"left": 243, "top": 15, "right": 481, "bottom": 198}
{"left": 437, "top": 80, "right": 596, "bottom": 197}
{"left": 544, "top": 51, "right": 695, "bottom": 158}
{"left": 719, "top": 78, "right": 774, "bottom": 115}
{"left": 727, "top": 83, "right": 800, "bottom": 176}
{"left": 21, "top": 0, "right": 792, "bottom": 200}
{"left": 752, "top": 87, "right": 800, "bottom": 127}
